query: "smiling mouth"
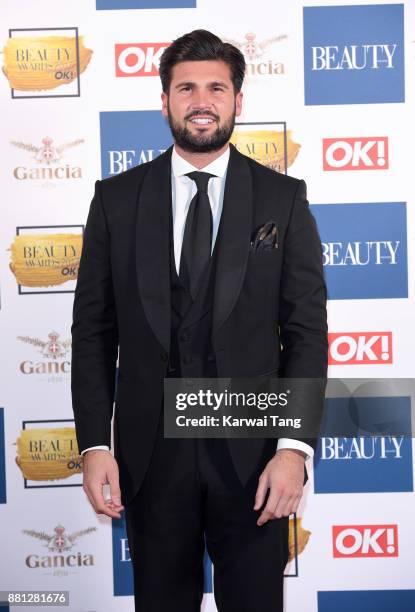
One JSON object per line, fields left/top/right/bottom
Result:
{"left": 188, "top": 116, "right": 216, "bottom": 125}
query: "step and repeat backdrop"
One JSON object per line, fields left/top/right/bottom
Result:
{"left": 1, "top": 0, "right": 414, "bottom": 610}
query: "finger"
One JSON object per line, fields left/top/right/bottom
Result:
{"left": 108, "top": 472, "right": 124, "bottom": 509}
{"left": 291, "top": 495, "right": 302, "bottom": 516}
{"left": 104, "top": 498, "right": 124, "bottom": 518}
{"left": 89, "top": 482, "right": 122, "bottom": 518}
{"left": 84, "top": 484, "right": 121, "bottom": 518}
{"left": 280, "top": 497, "right": 295, "bottom": 518}
{"left": 257, "top": 486, "right": 280, "bottom": 526}
{"left": 253, "top": 475, "right": 268, "bottom": 510}
{"left": 281, "top": 487, "right": 303, "bottom": 517}
{"left": 274, "top": 493, "right": 292, "bottom": 518}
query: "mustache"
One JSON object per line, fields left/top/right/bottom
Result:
{"left": 184, "top": 110, "right": 219, "bottom": 121}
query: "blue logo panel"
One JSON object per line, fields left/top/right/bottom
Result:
{"left": 112, "top": 513, "right": 134, "bottom": 596}
{"left": 318, "top": 590, "right": 415, "bottom": 612}
{"left": 0, "top": 408, "right": 6, "bottom": 504}
{"left": 97, "top": 0, "right": 195, "bottom": 9}
{"left": 314, "top": 397, "right": 413, "bottom": 494}
{"left": 311, "top": 203, "right": 408, "bottom": 300}
{"left": 100, "top": 111, "right": 173, "bottom": 179}
{"left": 303, "top": 4, "right": 405, "bottom": 105}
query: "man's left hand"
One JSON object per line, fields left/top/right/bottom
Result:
{"left": 254, "top": 449, "right": 306, "bottom": 526}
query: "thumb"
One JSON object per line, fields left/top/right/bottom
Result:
{"left": 108, "top": 471, "right": 122, "bottom": 507}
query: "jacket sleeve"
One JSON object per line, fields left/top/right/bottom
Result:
{"left": 278, "top": 179, "right": 328, "bottom": 452}
{"left": 71, "top": 180, "right": 119, "bottom": 454}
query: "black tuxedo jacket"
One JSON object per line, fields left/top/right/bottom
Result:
{"left": 71, "top": 143, "right": 328, "bottom": 505}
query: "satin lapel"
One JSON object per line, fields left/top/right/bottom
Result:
{"left": 136, "top": 146, "right": 173, "bottom": 354}
{"left": 212, "top": 144, "right": 253, "bottom": 343}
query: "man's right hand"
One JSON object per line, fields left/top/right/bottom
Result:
{"left": 82, "top": 450, "right": 125, "bottom": 519}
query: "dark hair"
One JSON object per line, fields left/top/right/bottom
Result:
{"left": 159, "top": 29, "right": 245, "bottom": 93}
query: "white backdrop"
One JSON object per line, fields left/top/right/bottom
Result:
{"left": 1, "top": 1, "right": 414, "bottom": 610}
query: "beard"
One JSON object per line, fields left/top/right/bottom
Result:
{"left": 167, "top": 104, "right": 236, "bottom": 153}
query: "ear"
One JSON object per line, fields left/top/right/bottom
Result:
{"left": 161, "top": 91, "right": 168, "bottom": 118}
{"left": 235, "top": 90, "right": 243, "bottom": 117}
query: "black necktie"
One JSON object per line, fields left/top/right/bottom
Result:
{"left": 179, "top": 171, "right": 216, "bottom": 300}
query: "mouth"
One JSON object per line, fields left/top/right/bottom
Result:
{"left": 187, "top": 116, "right": 216, "bottom": 126}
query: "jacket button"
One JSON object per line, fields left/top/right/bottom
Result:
{"left": 183, "top": 355, "right": 193, "bottom": 365}
{"left": 160, "top": 352, "right": 168, "bottom": 362}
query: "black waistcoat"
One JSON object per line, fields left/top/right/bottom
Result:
{"left": 167, "top": 201, "right": 220, "bottom": 379}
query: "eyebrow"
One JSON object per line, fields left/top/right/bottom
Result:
{"left": 174, "top": 80, "right": 230, "bottom": 90}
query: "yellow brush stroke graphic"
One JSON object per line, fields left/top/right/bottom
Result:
{"left": 15, "top": 428, "right": 82, "bottom": 481}
{"left": 2, "top": 35, "right": 92, "bottom": 91}
{"left": 231, "top": 130, "right": 300, "bottom": 171}
{"left": 288, "top": 517, "right": 311, "bottom": 562}
{"left": 9, "top": 233, "right": 82, "bottom": 288}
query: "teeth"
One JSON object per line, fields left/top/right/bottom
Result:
{"left": 190, "top": 118, "right": 214, "bottom": 124}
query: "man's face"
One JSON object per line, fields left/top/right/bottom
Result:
{"left": 161, "top": 60, "right": 243, "bottom": 153}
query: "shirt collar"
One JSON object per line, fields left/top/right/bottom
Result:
{"left": 171, "top": 144, "right": 230, "bottom": 179}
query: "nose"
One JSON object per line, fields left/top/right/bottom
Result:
{"left": 190, "top": 88, "right": 213, "bottom": 110}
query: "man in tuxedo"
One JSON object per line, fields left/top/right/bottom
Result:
{"left": 72, "top": 29, "right": 327, "bottom": 612}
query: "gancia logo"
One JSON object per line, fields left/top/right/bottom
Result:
{"left": 2, "top": 27, "right": 92, "bottom": 98}
{"left": 15, "top": 422, "right": 82, "bottom": 487}
{"left": 23, "top": 524, "right": 96, "bottom": 573}
{"left": 11, "top": 136, "right": 84, "bottom": 182}
{"left": 17, "top": 331, "right": 71, "bottom": 379}
{"left": 222, "top": 32, "right": 286, "bottom": 77}
{"left": 8, "top": 225, "right": 83, "bottom": 294}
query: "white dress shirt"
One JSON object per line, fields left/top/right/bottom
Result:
{"left": 81, "top": 145, "right": 314, "bottom": 459}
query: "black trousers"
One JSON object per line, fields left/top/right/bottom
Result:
{"left": 124, "top": 409, "right": 289, "bottom": 611}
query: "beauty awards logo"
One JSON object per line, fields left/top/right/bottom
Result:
{"left": 311, "top": 203, "right": 407, "bottom": 300}
{"left": 115, "top": 42, "right": 169, "bottom": 77}
{"left": 8, "top": 225, "right": 83, "bottom": 294}
{"left": 323, "top": 137, "right": 389, "bottom": 171}
{"left": 303, "top": 4, "right": 405, "bottom": 105}
{"left": 15, "top": 420, "right": 83, "bottom": 488}
{"left": 2, "top": 28, "right": 92, "bottom": 98}
{"left": 222, "top": 32, "right": 286, "bottom": 77}
{"left": 10, "top": 136, "right": 84, "bottom": 183}
{"left": 100, "top": 110, "right": 172, "bottom": 178}
{"left": 231, "top": 122, "right": 300, "bottom": 173}
{"left": 17, "top": 331, "right": 71, "bottom": 381}
{"left": 23, "top": 523, "right": 96, "bottom": 575}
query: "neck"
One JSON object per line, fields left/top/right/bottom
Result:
{"left": 173, "top": 142, "right": 229, "bottom": 169}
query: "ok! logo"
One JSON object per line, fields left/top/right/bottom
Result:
{"left": 332, "top": 524, "right": 398, "bottom": 558}
{"left": 323, "top": 137, "right": 389, "bottom": 171}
